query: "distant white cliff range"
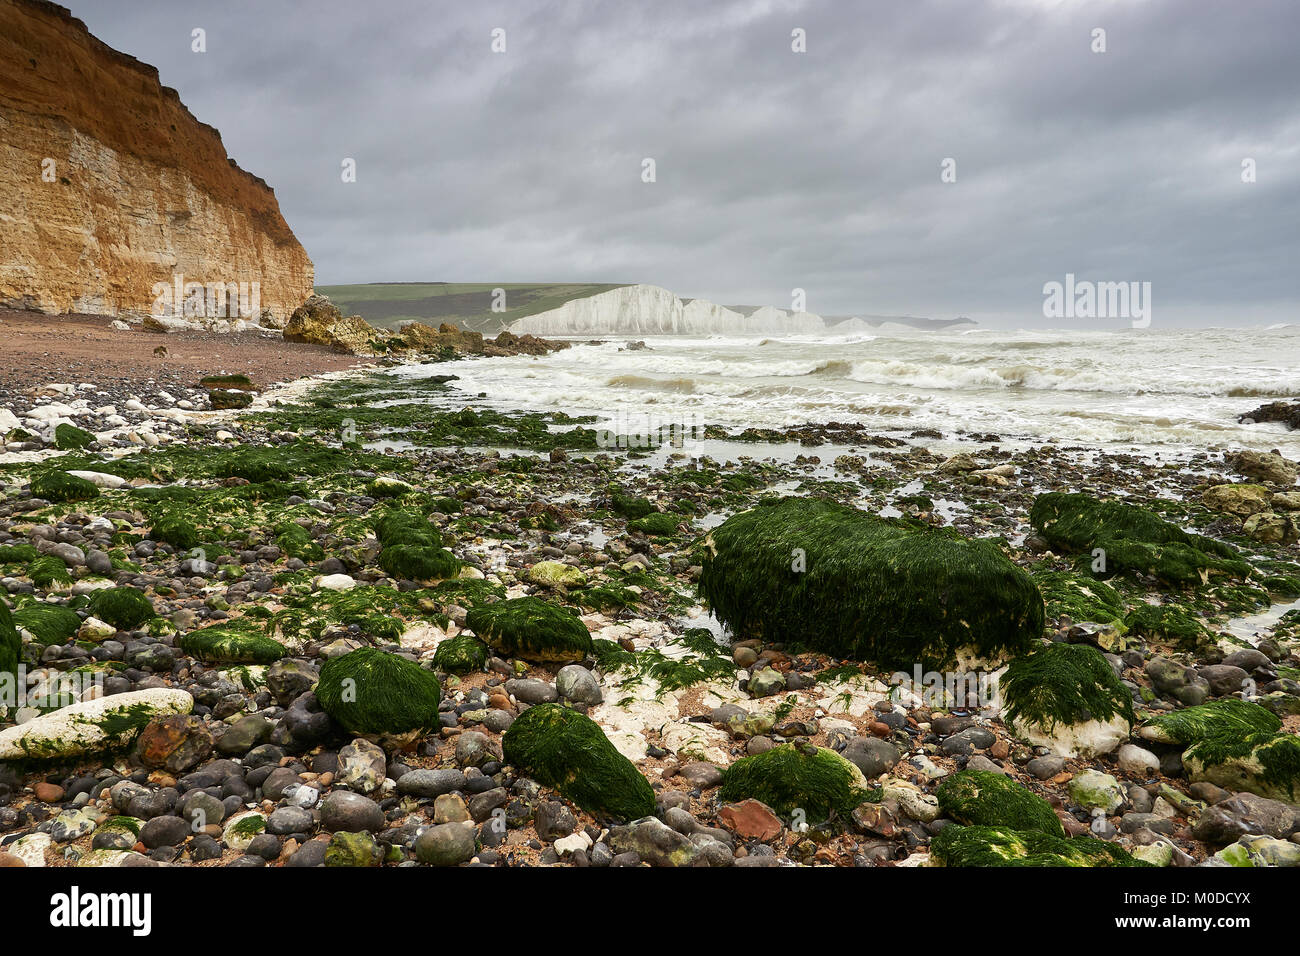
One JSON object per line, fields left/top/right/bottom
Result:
{"left": 507, "top": 284, "right": 974, "bottom": 336}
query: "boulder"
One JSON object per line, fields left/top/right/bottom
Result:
{"left": 282, "top": 295, "right": 380, "bottom": 355}
{"left": 1001, "top": 642, "right": 1134, "bottom": 757}
{"left": 0, "top": 688, "right": 193, "bottom": 760}
{"left": 698, "top": 497, "right": 1044, "bottom": 669}
{"left": 501, "top": 703, "right": 654, "bottom": 820}
{"left": 1030, "top": 492, "right": 1249, "bottom": 585}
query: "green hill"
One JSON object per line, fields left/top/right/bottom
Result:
{"left": 313, "top": 282, "right": 627, "bottom": 334}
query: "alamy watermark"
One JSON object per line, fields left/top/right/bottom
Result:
{"left": 151, "top": 273, "right": 261, "bottom": 320}
{"left": 0, "top": 665, "right": 106, "bottom": 712}
{"left": 889, "top": 665, "right": 998, "bottom": 710}
{"left": 1042, "top": 273, "right": 1151, "bottom": 328}
{"left": 596, "top": 409, "right": 707, "bottom": 453}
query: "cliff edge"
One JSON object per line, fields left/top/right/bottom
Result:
{"left": 0, "top": 0, "right": 313, "bottom": 323}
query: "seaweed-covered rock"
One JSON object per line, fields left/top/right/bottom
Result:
{"left": 29, "top": 470, "right": 100, "bottom": 503}
{"left": 0, "top": 600, "right": 19, "bottom": 681}
{"left": 930, "top": 824, "right": 1149, "bottom": 867}
{"left": 151, "top": 514, "right": 200, "bottom": 550}
{"left": 374, "top": 511, "right": 459, "bottom": 582}
{"left": 718, "top": 741, "right": 873, "bottom": 822}
{"left": 1032, "top": 570, "right": 1126, "bottom": 626}
{"left": 1029, "top": 492, "right": 1249, "bottom": 585}
{"left": 86, "top": 587, "right": 155, "bottom": 631}
{"left": 1136, "top": 699, "right": 1281, "bottom": 746}
{"left": 28, "top": 555, "right": 72, "bottom": 589}
{"left": 1000, "top": 642, "right": 1134, "bottom": 757}
{"left": 12, "top": 603, "right": 81, "bottom": 645}
{"left": 1123, "top": 603, "right": 1213, "bottom": 651}
{"left": 179, "top": 623, "right": 287, "bottom": 664}
{"left": 0, "top": 688, "right": 193, "bottom": 760}
{"left": 430, "top": 634, "right": 490, "bottom": 674}
{"left": 936, "top": 770, "right": 1065, "bottom": 837}
{"left": 501, "top": 703, "right": 655, "bottom": 820}
{"left": 378, "top": 544, "right": 459, "bottom": 582}
{"left": 315, "top": 647, "right": 442, "bottom": 739}
{"left": 466, "top": 596, "right": 592, "bottom": 663}
{"left": 699, "top": 497, "right": 1044, "bottom": 669}
{"left": 53, "top": 422, "right": 95, "bottom": 450}
{"left": 1183, "top": 732, "right": 1300, "bottom": 804}
{"left": 627, "top": 512, "right": 680, "bottom": 536}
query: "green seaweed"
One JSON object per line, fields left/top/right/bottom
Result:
{"left": 501, "top": 702, "right": 655, "bottom": 820}
{"left": 315, "top": 647, "right": 442, "bottom": 736}
{"left": 1029, "top": 492, "right": 1249, "bottom": 586}
{"left": 86, "top": 588, "right": 155, "bottom": 630}
{"left": 936, "top": 770, "right": 1065, "bottom": 837}
{"left": 698, "top": 497, "right": 1044, "bottom": 669}
{"left": 719, "top": 742, "right": 872, "bottom": 822}
{"left": 1000, "top": 642, "right": 1134, "bottom": 735}
{"left": 466, "top": 596, "right": 592, "bottom": 663}
{"left": 931, "top": 824, "right": 1150, "bottom": 867}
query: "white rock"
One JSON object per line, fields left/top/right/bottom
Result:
{"left": 553, "top": 832, "right": 593, "bottom": 856}
{"left": 0, "top": 409, "right": 19, "bottom": 431}
{"left": 316, "top": 573, "right": 357, "bottom": 591}
{"left": 0, "top": 688, "right": 193, "bottom": 760}
{"left": 1008, "top": 714, "right": 1129, "bottom": 758}
{"left": 66, "top": 470, "right": 128, "bottom": 489}
{"left": 1117, "top": 743, "right": 1161, "bottom": 775}
{"left": 8, "top": 832, "right": 51, "bottom": 867}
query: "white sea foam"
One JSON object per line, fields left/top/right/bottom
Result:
{"left": 395, "top": 325, "right": 1300, "bottom": 456}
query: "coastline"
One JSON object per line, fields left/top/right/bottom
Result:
{"left": 1, "top": 321, "right": 1299, "bottom": 870}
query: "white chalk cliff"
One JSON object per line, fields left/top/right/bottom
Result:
{"left": 508, "top": 284, "right": 826, "bottom": 336}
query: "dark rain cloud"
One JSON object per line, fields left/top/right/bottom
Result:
{"left": 67, "top": 0, "right": 1300, "bottom": 326}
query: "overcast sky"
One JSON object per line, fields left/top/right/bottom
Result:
{"left": 69, "top": 0, "right": 1300, "bottom": 327}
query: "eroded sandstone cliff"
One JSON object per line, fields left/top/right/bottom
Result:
{"left": 0, "top": 0, "right": 312, "bottom": 323}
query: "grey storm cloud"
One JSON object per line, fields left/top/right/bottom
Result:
{"left": 68, "top": 0, "right": 1300, "bottom": 326}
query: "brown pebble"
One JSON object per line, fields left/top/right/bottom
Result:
{"left": 32, "top": 782, "right": 65, "bottom": 803}
{"left": 0, "top": 852, "right": 25, "bottom": 867}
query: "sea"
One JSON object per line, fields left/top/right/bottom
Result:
{"left": 394, "top": 325, "right": 1300, "bottom": 460}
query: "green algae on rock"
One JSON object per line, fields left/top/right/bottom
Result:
{"left": 430, "top": 633, "right": 490, "bottom": 674}
{"left": 1029, "top": 492, "right": 1250, "bottom": 585}
{"left": 86, "top": 587, "right": 155, "bottom": 631}
{"left": 718, "top": 741, "right": 874, "bottom": 822}
{"left": 698, "top": 496, "right": 1044, "bottom": 669}
{"left": 0, "top": 600, "right": 19, "bottom": 682}
{"left": 627, "top": 512, "right": 682, "bottom": 536}
{"left": 466, "top": 596, "right": 593, "bottom": 663}
{"left": 1137, "top": 699, "right": 1281, "bottom": 746}
{"left": 1123, "top": 603, "right": 1213, "bottom": 651}
{"left": 179, "top": 622, "right": 287, "bottom": 664}
{"left": 930, "top": 824, "right": 1149, "bottom": 867}
{"left": 0, "top": 688, "right": 194, "bottom": 761}
{"left": 149, "top": 513, "right": 201, "bottom": 550}
{"left": 1001, "top": 642, "right": 1134, "bottom": 741}
{"left": 27, "top": 555, "right": 73, "bottom": 589}
{"left": 1031, "top": 569, "right": 1126, "bottom": 625}
{"left": 53, "top": 423, "right": 95, "bottom": 450}
{"left": 501, "top": 702, "right": 655, "bottom": 820}
{"left": 315, "top": 647, "right": 442, "bottom": 737}
{"left": 11, "top": 602, "right": 81, "bottom": 645}
{"left": 29, "top": 470, "right": 100, "bottom": 503}
{"left": 936, "top": 769, "right": 1065, "bottom": 837}
{"left": 1183, "top": 732, "right": 1300, "bottom": 803}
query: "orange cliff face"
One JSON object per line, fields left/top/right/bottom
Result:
{"left": 0, "top": 0, "right": 313, "bottom": 324}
